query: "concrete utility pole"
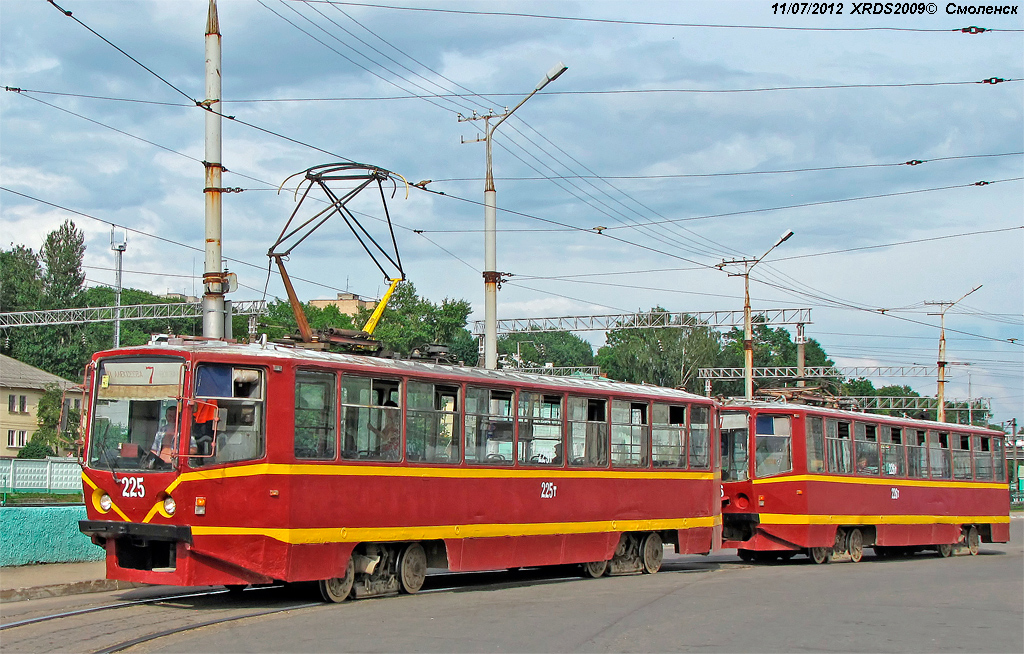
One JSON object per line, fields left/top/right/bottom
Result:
{"left": 717, "top": 230, "right": 794, "bottom": 399}
{"left": 202, "top": 0, "right": 226, "bottom": 339}
{"left": 926, "top": 284, "right": 981, "bottom": 422}
{"left": 459, "top": 62, "right": 567, "bottom": 369}
{"left": 110, "top": 227, "right": 127, "bottom": 348}
{"left": 796, "top": 322, "right": 806, "bottom": 387}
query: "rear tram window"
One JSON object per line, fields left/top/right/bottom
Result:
{"left": 89, "top": 359, "right": 185, "bottom": 472}
{"left": 341, "top": 376, "right": 401, "bottom": 461}
{"left": 754, "top": 414, "right": 792, "bottom": 478}
{"left": 929, "top": 431, "right": 952, "bottom": 479}
{"left": 993, "top": 437, "right": 1006, "bottom": 481}
{"left": 689, "top": 405, "right": 711, "bottom": 470}
{"left": 826, "top": 419, "right": 853, "bottom": 474}
{"left": 907, "top": 429, "right": 928, "bottom": 478}
{"left": 653, "top": 404, "right": 687, "bottom": 469}
{"left": 464, "top": 387, "right": 514, "bottom": 465}
{"left": 518, "top": 393, "right": 563, "bottom": 465}
{"left": 191, "top": 365, "right": 265, "bottom": 466}
{"left": 406, "top": 382, "right": 460, "bottom": 464}
{"left": 610, "top": 401, "right": 648, "bottom": 468}
{"left": 880, "top": 426, "right": 905, "bottom": 477}
{"left": 805, "top": 416, "right": 824, "bottom": 473}
{"left": 294, "top": 371, "right": 336, "bottom": 460}
{"left": 952, "top": 433, "right": 972, "bottom": 480}
{"left": 568, "top": 397, "right": 608, "bottom": 467}
{"left": 854, "top": 423, "right": 879, "bottom": 475}
{"left": 973, "top": 436, "right": 993, "bottom": 480}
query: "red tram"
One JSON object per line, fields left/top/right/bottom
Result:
{"left": 719, "top": 401, "right": 1010, "bottom": 563}
{"left": 78, "top": 341, "right": 721, "bottom": 601}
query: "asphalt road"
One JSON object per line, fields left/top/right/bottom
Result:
{"left": 5, "top": 518, "right": 1021, "bottom": 653}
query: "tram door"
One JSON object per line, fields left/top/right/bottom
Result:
{"left": 720, "top": 411, "right": 750, "bottom": 482}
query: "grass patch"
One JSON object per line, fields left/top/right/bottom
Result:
{"left": 1, "top": 491, "right": 84, "bottom": 505}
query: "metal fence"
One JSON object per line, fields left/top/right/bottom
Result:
{"left": 0, "top": 458, "right": 82, "bottom": 494}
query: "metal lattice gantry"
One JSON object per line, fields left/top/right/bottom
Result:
{"left": 0, "top": 301, "right": 267, "bottom": 328}
{"left": 845, "top": 396, "right": 991, "bottom": 413}
{"left": 473, "top": 308, "right": 812, "bottom": 336}
{"left": 697, "top": 366, "right": 937, "bottom": 380}
{"left": 513, "top": 366, "right": 603, "bottom": 378}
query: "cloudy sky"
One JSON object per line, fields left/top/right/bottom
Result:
{"left": 1, "top": 0, "right": 1021, "bottom": 422}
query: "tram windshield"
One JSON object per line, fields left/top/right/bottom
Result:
{"left": 88, "top": 359, "right": 185, "bottom": 472}
{"left": 720, "top": 411, "right": 749, "bottom": 482}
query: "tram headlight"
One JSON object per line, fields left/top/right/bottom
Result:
{"left": 163, "top": 495, "right": 176, "bottom": 516}
{"left": 99, "top": 493, "right": 112, "bottom": 512}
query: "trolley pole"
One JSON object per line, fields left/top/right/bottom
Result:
{"left": 926, "top": 285, "right": 981, "bottom": 422}
{"left": 717, "top": 230, "right": 794, "bottom": 399}
{"left": 459, "top": 63, "right": 567, "bottom": 369}
{"left": 202, "top": 0, "right": 226, "bottom": 339}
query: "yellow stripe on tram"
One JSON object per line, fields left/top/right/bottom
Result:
{"left": 190, "top": 515, "right": 721, "bottom": 545}
{"left": 758, "top": 513, "right": 1011, "bottom": 526}
{"left": 751, "top": 474, "right": 1006, "bottom": 490}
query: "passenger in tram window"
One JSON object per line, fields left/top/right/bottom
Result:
{"left": 149, "top": 405, "right": 178, "bottom": 467}
{"left": 551, "top": 442, "right": 564, "bottom": 466}
{"left": 369, "top": 400, "right": 401, "bottom": 461}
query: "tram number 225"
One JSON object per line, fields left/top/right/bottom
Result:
{"left": 890, "top": 487, "right": 900, "bottom": 500}
{"left": 121, "top": 476, "right": 146, "bottom": 498}
{"left": 540, "top": 482, "right": 558, "bottom": 499}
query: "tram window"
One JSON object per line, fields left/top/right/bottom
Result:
{"left": 191, "top": 366, "right": 264, "bottom": 467}
{"left": 993, "top": 437, "right": 1006, "bottom": 481}
{"left": 294, "top": 371, "right": 336, "bottom": 460}
{"left": 952, "top": 433, "right": 973, "bottom": 480}
{"left": 973, "top": 436, "right": 993, "bottom": 480}
{"left": 689, "top": 405, "right": 711, "bottom": 470}
{"left": 929, "top": 431, "right": 952, "bottom": 479}
{"left": 341, "top": 376, "right": 401, "bottom": 462}
{"left": 805, "top": 416, "right": 824, "bottom": 473}
{"left": 516, "top": 393, "right": 563, "bottom": 466}
{"left": 654, "top": 403, "right": 687, "bottom": 469}
{"left": 754, "top": 414, "right": 792, "bottom": 478}
{"left": 880, "top": 426, "right": 905, "bottom": 477}
{"left": 406, "top": 382, "right": 460, "bottom": 464}
{"left": 826, "top": 420, "right": 852, "bottom": 474}
{"left": 906, "top": 429, "right": 929, "bottom": 478}
{"left": 854, "top": 424, "right": 879, "bottom": 475}
{"left": 568, "top": 397, "right": 608, "bottom": 467}
{"left": 610, "top": 401, "right": 648, "bottom": 468}
{"left": 465, "top": 387, "right": 513, "bottom": 465}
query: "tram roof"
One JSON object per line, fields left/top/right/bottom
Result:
{"left": 112, "top": 341, "right": 710, "bottom": 402}
{"left": 719, "top": 399, "right": 1004, "bottom": 435}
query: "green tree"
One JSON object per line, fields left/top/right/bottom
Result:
{"left": 31, "top": 382, "right": 79, "bottom": 455}
{"left": 498, "top": 331, "right": 595, "bottom": 368}
{"left": 17, "top": 439, "right": 55, "bottom": 459}
{"left": 40, "top": 220, "right": 85, "bottom": 309}
{"left": 0, "top": 244, "right": 43, "bottom": 312}
{"left": 351, "top": 282, "right": 473, "bottom": 358}
{"left": 716, "top": 320, "right": 834, "bottom": 395}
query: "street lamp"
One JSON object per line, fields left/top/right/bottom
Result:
{"left": 925, "top": 284, "right": 981, "bottom": 422}
{"left": 717, "top": 230, "right": 794, "bottom": 399}
{"left": 459, "top": 62, "right": 568, "bottom": 369}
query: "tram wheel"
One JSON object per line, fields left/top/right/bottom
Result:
{"left": 966, "top": 527, "right": 980, "bottom": 556}
{"left": 737, "top": 549, "right": 755, "bottom": 562}
{"left": 848, "top": 529, "right": 864, "bottom": 563}
{"left": 809, "top": 547, "right": 831, "bottom": 564}
{"left": 398, "top": 542, "right": 427, "bottom": 594}
{"left": 319, "top": 561, "right": 355, "bottom": 603}
{"left": 582, "top": 560, "right": 608, "bottom": 578}
{"left": 640, "top": 532, "right": 664, "bottom": 574}
{"left": 937, "top": 543, "right": 953, "bottom": 558}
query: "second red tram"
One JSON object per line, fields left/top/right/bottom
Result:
{"left": 79, "top": 341, "right": 721, "bottom": 601}
{"left": 719, "top": 401, "right": 1010, "bottom": 563}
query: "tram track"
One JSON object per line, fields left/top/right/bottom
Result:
{"left": 0, "top": 589, "right": 229, "bottom": 630}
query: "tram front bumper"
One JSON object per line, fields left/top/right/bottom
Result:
{"left": 79, "top": 520, "right": 192, "bottom": 545}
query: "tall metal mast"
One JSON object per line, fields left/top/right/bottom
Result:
{"left": 202, "top": 0, "right": 225, "bottom": 338}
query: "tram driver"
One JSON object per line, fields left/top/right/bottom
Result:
{"left": 369, "top": 400, "right": 401, "bottom": 461}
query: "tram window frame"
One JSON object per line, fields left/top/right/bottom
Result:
{"left": 928, "top": 431, "right": 952, "bottom": 479}
{"left": 406, "top": 381, "right": 461, "bottom": 464}
{"left": 854, "top": 423, "right": 880, "bottom": 476}
{"left": 952, "top": 433, "right": 973, "bottom": 480}
{"left": 653, "top": 404, "right": 687, "bottom": 469}
{"left": 610, "top": 400, "right": 649, "bottom": 468}
{"left": 993, "top": 437, "right": 1006, "bottom": 481}
{"left": 805, "top": 415, "right": 825, "bottom": 473}
{"left": 972, "top": 435, "right": 993, "bottom": 480}
{"left": 190, "top": 365, "right": 266, "bottom": 467}
{"left": 826, "top": 419, "right": 853, "bottom": 474}
{"left": 340, "top": 375, "right": 402, "bottom": 462}
{"left": 880, "top": 426, "right": 906, "bottom": 477}
{"left": 464, "top": 387, "right": 514, "bottom": 465}
{"left": 518, "top": 392, "right": 564, "bottom": 466}
{"left": 293, "top": 370, "right": 337, "bottom": 460}
{"left": 754, "top": 414, "right": 793, "bottom": 478}
{"left": 906, "top": 429, "right": 929, "bottom": 478}
{"left": 568, "top": 396, "right": 609, "bottom": 467}
{"left": 689, "top": 404, "right": 712, "bottom": 470}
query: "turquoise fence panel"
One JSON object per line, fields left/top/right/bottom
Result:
{"left": 0, "top": 458, "right": 82, "bottom": 494}
{"left": 0, "top": 505, "right": 105, "bottom": 566}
